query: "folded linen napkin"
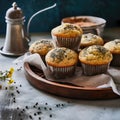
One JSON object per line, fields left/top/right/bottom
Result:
{"left": 14, "top": 53, "right": 120, "bottom": 96}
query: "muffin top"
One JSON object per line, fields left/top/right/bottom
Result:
{"left": 45, "top": 47, "right": 78, "bottom": 67}
{"left": 80, "top": 33, "right": 104, "bottom": 47}
{"left": 51, "top": 23, "right": 83, "bottom": 38}
{"left": 104, "top": 39, "right": 120, "bottom": 54}
{"left": 79, "top": 45, "right": 112, "bottom": 65}
{"left": 29, "top": 39, "right": 55, "bottom": 55}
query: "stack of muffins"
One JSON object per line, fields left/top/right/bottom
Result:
{"left": 79, "top": 33, "right": 112, "bottom": 76}
{"left": 48, "top": 23, "right": 83, "bottom": 78}
{"left": 29, "top": 22, "right": 120, "bottom": 79}
{"left": 29, "top": 23, "right": 82, "bottom": 79}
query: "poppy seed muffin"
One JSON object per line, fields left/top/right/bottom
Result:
{"left": 45, "top": 47, "right": 78, "bottom": 79}
{"left": 80, "top": 33, "right": 104, "bottom": 48}
{"left": 51, "top": 23, "right": 83, "bottom": 51}
{"left": 79, "top": 45, "right": 112, "bottom": 76}
{"left": 104, "top": 39, "right": 120, "bottom": 66}
{"left": 29, "top": 39, "right": 55, "bottom": 62}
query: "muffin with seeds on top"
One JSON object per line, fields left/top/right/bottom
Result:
{"left": 79, "top": 45, "right": 112, "bottom": 76}
{"left": 51, "top": 23, "right": 83, "bottom": 52}
{"left": 80, "top": 33, "right": 104, "bottom": 48}
{"left": 45, "top": 47, "right": 78, "bottom": 79}
{"left": 104, "top": 39, "right": 120, "bottom": 66}
{"left": 29, "top": 39, "right": 55, "bottom": 62}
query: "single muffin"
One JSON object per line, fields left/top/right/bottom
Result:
{"left": 45, "top": 47, "right": 78, "bottom": 79}
{"left": 80, "top": 33, "right": 104, "bottom": 48}
{"left": 79, "top": 45, "right": 112, "bottom": 76}
{"left": 51, "top": 23, "right": 83, "bottom": 51}
{"left": 29, "top": 39, "right": 55, "bottom": 62}
{"left": 104, "top": 39, "right": 120, "bottom": 66}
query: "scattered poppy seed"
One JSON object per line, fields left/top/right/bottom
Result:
{"left": 62, "top": 104, "right": 65, "bottom": 106}
{"left": 21, "top": 111, "right": 23, "bottom": 113}
{"left": 11, "top": 93, "right": 14, "bottom": 96}
{"left": 38, "top": 107, "right": 41, "bottom": 110}
{"left": 56, "top": 104, "right": 59, "bottom": 107}
{"left": 44, "top": 107, "right": 47, "bottom": 110}
{"left": 16, "top": 90, "right": 20, "bottom": 94}
{"left": 39, "top": 117, "right": 41, "bottom": 120}
{"left": 49, "top": 114, "right": 52, "bottom": 118}
{"left": 35, "top": 102, "right": 38, "bottom": 105}
{"left": 49, "top": 108, "right": 52, "bottom": 110}
{"left": 45, "top": 103, "right": 48, "bottom": 105}
{"left": 18, "top": 113, "right": 21, "bottom": 116}
{"left": 33, "top": 105, "right": 36, "bottom": 108}
{"left": 17, "top": 107, "right": 19, "bottom": 110}
{"left": 25, "top": 106, "right": 28, "bottom": 109}
{"left": 20, "top": 84, "right": 22, "bottom": 87}
{"left": 34, "top": 113, "right": 37, "bottom": 116}
{"left": 37, "top": 112, "right": 42, "bottom": 115}
{"left": 29, "top": 115, "right": 32, "bottom": 119}
{"left": 5, "top": 87, "right": 7, "bottom": 90}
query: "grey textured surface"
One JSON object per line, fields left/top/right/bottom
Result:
{"left": 0, "top": 30, "right": 120, "bottom": 120}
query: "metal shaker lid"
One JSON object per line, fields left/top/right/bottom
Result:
{"left": 5, "top": 2, "right": 24, "bottom": 19}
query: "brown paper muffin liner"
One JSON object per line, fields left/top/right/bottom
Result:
{"left": 52, "top": 35, "right": 82, "bottom": 51}
{"left": 81, "top": 63, "right": 109, "bottom": 76}
{"left": 110, "top": 54, "right": 120, "bottom": 67}
{"left": 47, "top": 64, "right": 76, "bottom": 79}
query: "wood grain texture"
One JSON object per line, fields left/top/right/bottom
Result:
{"left": 24, "top": 62, "right": 120, "bottom": 100}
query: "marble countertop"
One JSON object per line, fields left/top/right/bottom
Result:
{"left": 0, "top": 29, "right": 120, "bottom": 120}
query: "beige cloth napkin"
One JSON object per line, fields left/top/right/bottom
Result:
{"left": 14, "top": 53, "right": 120, "bottom": 96}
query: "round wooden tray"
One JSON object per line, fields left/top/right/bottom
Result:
{"left": 24, "top": 62, "right": 120, "bottom": 100}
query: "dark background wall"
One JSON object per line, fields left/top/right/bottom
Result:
{"left": 0, "top": 0, "right": 120, "bottom": 35}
